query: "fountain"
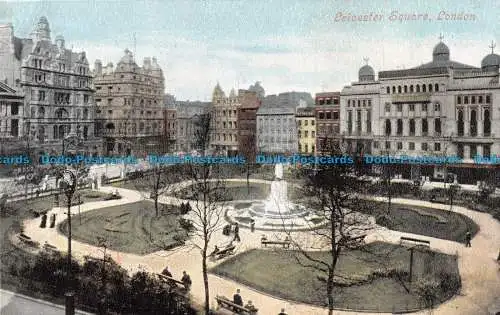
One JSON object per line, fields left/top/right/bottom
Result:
{"left": 226, "top": 163, "right": 324, "bottom": 230}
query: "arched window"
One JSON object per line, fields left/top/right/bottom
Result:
{"left": 385, "top": 119, "right": 392, "bottom": 136}
{"left": 55, "top": 108, "right": 69, "bottom": 119}
{"left": 409, "top": 119, "right": 415, "bottom": 135}
{"left": 397, "top": 119, "right": 403, "bottom": 135}
{"left": 428, "top": 84, "right": 433, "bottom": 92}
{"left": 58, "top": 125, "right": 65, "bottom": 139}
{"left": 83, "top": 108, "right": 88, "bottom": 119}
{"left": 398, "top": 86, "right": 402, "bottom": 93}
{"left": 434, "top": 118, "right": 441, "bottom": 135}
{"left": 457, "top": 96, "right": 462, "bottom": 104}
{"left": 470, "top": 110, "right": 477, "bottom": 136}
{"left": 31, "top": 107, "right": 36, "bottom": 118}
{"left": 434, "top": 83, "right": 439, "bottom": 92}
{"left": 416, "top": 85, "right": 420, "bottom": 93}
{"left": 53, "top": 125, "right": 58, "bottom": 139}
{"left": 410, "top": 85, "right": 414, "bottom": 93}
{"left": 484, "top": 109, "right": 491, "bottom": 136}
{"left": 457, "top": 110, "right": 464, "bottom": 136}
{"left": 386, "top": 86, "right": 390, "bottom": 94}
{"left": 392, "top": 86, "right": 396, "bottom": 93}
{"left": 422, "top": 119, "right": 428, "bottom": 135}
{"left": 404, "top": 85, "right": 408, "bottom": 93}
{"left": 422, "top": 84, "right": 427, "bottom": 92}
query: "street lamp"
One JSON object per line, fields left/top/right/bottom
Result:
{"left": 59, "top": 169, "right": 77, "bottom": 315}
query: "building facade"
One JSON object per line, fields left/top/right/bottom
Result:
{"left": 163, "top": 108, "right": 176, "bottom": 152}
{"left": 341, "top": 40, "right": 500, "bottom": 183}
{"left": 0, "top": 81, "right": 24, "bottom": 154}
{"left": 0, "top": 17, "right": 100, "bottom": 157}
{"left": 315, "top": 92, "right": 341, "bottom": 153}
{"left": 210, "top": 83, "right": 240, "bottom": 156}
{"left": 296, "top": 107, "right": 315, "bottom": 154}
{"left": 174, "top": 101, "right": 210, "bottom": 152}
{"left": 93, "top": 49, "right": 165, "bottom": 156}
{"left": 237, "top": 90, "right": 261, "bottom": 161}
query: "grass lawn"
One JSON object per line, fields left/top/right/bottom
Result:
{"left": 174, "top": 181, "right": 270, "bottom": 201}
{"left": 59, "top": 201, "right": 188, "bottom": 255}
{"left": 358, "top": 201, "right": 479, "bottom": 243}
{"left": 211, "top": 242, "right": 460, "bottom": 312}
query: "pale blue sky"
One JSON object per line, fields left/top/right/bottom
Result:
{"left": 2, "top": 0, "right": 499, "bottom": 100}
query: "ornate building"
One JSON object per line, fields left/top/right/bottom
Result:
{"left": 210, "top": 83, "right": 240, "bottom": 156}
{"left": 93, "top": 49, "right": 165, "bottom": 156}
{"left": 296, "top": 106, "right": 316, "bottom": 154}
{"left": 237, "top": 90, "right": 261, "bottom": 161}
{"left": 173, "top": 101, "right": 210, "bottom": 152}
{"left": 0, "top": 17, "right": 100, "bottom": 156}
{"left": 0, "top": 81, "right": 24, "bottom": 153}
{"left": 341, "top": 39, "right": 500, "bottom": 183}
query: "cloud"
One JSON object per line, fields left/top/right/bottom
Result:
{"left": 73, "top": 30, "right": 498, "bottom": 101}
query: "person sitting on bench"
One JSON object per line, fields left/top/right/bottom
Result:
{"left": 181, "top": 271, "right": 192, "bottom": 291}
{"left": 244, "top": 300, "right": 257, "bottom": 312}
{"left": 161, "top": 266, "right": 172, "bottom": 277}
{"left": 210, "top": 245, "right": 220, "bottom": 256}
{"left": 233, "top": 289, "right": 243, "bottom": 306}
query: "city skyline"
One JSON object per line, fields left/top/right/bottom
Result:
{"left": 1, "top": 0, "right": 499, "bottom": 101}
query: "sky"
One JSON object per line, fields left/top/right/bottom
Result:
{"left": 1, "top": 0, "right": 499, "bottom": 101}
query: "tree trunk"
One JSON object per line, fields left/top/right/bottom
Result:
{"left": 246, "top": 164, "right": 250, "bottom": 196}
{"left": 327, "top": 268, "right": 335, "bottom": 315}
{"left": 154, "top": 196, "right": 159, "bottom": 217}
{"left": 202, "top": 237, "right": 210, "bottom": 315}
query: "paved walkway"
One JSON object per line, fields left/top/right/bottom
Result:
{"left": 20, "top": 183, "right": 500, "bottom": 315}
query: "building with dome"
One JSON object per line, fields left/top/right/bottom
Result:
{"left": 340, "top": 39, "right": 500, "bottom": 183}
{"left": 93, "top": 50, "right": 166, "bottom": 156}
{"left": 0, "top": 17, "right": 101, "bottom": 156}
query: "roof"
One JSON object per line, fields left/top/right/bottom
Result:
{"left": 414, "top": 60, "right": 478, "bottom": 70}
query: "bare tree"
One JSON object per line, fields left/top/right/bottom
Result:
{"left": 182, "top": 112, "right": 227, "bottom": 315}
{"left": 284, "top": 141, "right": 376, "bottom": 315}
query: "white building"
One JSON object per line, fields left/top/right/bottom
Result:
{"left": 341, "top": 40, "right": 500, "bottom": 183}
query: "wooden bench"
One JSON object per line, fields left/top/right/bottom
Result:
{"left": 157, "top": 273, "right": 186, "bottom": 290}
{"left": 17, "top": 234, "right": 39, "bottom": 248}
{"left": 43, "top": 242, "right": 59, "bottom": 252}
{"left": 261, "top": 238, "right": 291, "bottom": 249}
{"left": 215, "top": 296, "right": 258, "bottom": 315}
{"left": 210, "top": 245, "right": 236, "bottom": 260}
{"left": 400, "top": 236, "right": 430, "bottom": 247}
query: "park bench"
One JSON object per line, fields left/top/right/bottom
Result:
{"left": 210, "top": 245, "right": 236, "bottom": 260}
{"left": 157, "top": 273, "right": 187, "bottom": 291}
{"left": 17, "top": 234, "right": 39, "bottom": 248}
{"left": 43, "top": 242, "right": 59, "bottom": 253}
{"left": 261, "top": 237, "right": 291, "bottom": 249}
{"left": 400, "top": 236, "right": 430, "bottom": 247}
{"left": 215, "top": 296, "right": 258, "bottom": 315}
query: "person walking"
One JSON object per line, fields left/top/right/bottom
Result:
{"left": 465, "top": 230, "right": 472, "bottom": 247}
{"left": 181, "top": 271, "right": 192, "bottom": 291}
{"left": 233, "top": 222, "right": 241, "bottom": 242}
{"left": 278, "top": 308, "right": 288, "bottom": 315}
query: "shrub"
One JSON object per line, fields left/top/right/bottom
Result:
{"left": 179, "top": 218, "right": 194, "bottom": 232}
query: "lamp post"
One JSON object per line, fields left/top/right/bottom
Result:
{"left": 59, "top": 169, "right": 77, "bottom": 315}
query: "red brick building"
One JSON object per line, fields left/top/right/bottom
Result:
{"left": 315, "top": 92, "right": 341, "bottom": 153}
{"left": 237, "top": 90, "right": 261, "bottom": 161}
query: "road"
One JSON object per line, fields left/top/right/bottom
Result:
{"left": 0, "top": 289, "right": 93, "bottom": 315}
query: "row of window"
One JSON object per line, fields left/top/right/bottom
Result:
{"left": 318, "top": 111, "right": 340, "bottom": 119}
{"left": 0, "top": 119, "right": 19, "bottom": 137}
{"left": 297, "top": 119, "right": 315, "bottom": 126}
{"left": 374, "top": 141, "right": 442, "bottom": 152}
{"left": 386, "top": 83, "right": 439, "bottom": 94}
{"left": 456, "top": 95, "right": 491, "bottom": 105}
{"left": 298, "top": 130, "right": 316, "bottom": 138}
{"left": 298, "top": 143, "right": 315, "bottom": 153}
{"left": 215, "top": 134, "right": 237, "bottom": 142}
{"left": 316, "top": 98, "right": 339, "bottom": 105}
{"left": 347, "top": 99, "right": 372, "bottom": 108}
{"left": 383, "top": 118, "right": 440, "bottom": 136}
{"left": 385, "top": 103, "right": 440, "bottom": 113}
{"left": 457, "top": 109, "right": 491, "bottom": 136}
{"left": 30, "top": 107, "right": 89, "bottom": 120}
{"left": 258, "top": 118, "right": 295, "bottom": 124}
{"left": 0, "top": 102, "right": 20, "bottom": 116}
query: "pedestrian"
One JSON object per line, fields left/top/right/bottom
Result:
{"left": 278, "top": 308, "right": 288, "bottom": 315}
{"left": 233, "top": 222, "right": 241, "bottom": 242}
{"left": 465, "top": 230, "right": 472, "bottom": 247}
{"left": 181, "top": 271, "right": 192, "bottom": 291}
{"left": 233, "top": 289, "right": 243, "bottom": 306}
{"left": 250, "top": 219, "right": 255, "bottom": 232}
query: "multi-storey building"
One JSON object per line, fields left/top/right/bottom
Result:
{"left": 163, "top": 108, "right": 176, "bottom": 151}
{"left": 93, "top": 49, "right": 165, "bottom": 156}
{"left": 174, "top": 101, "right": 210, "bottom": 152}
{"left": 341, "top": 39, "right": 500, "bottom": 183}
{"left": 0, "top": 17, "right": 100, "bottom": 157}
{"left": 0, "top": 81, "right": 24, "bottom": 154}
{"left": 237, "top": 90, "right": 261, "bottom": 161}
{"left": 315, "top": 92, "right": 341, "bottom": 153}
{"left": 210, "top": 83, "right": 240, "bottom": 156}
{"left": 296, "top": 106, "right": 316, "bottom": 154}
{"left": 257, "top": 95, "right": 299, "bottom": 154}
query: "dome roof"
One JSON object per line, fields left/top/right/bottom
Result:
{"left": 119, "top": 49, "right": 134, "bottom": 64}
{"left": 39, "top": 16, "right": 49, "bottom": 24}
{"left": 433, "top": 42, "right": 450, "bottom": 61}
{"left": 359, "top": 64, "right": 374, "bottom": 77}
{"left": 481, "top": 53, "right": 500, "bottom": 69}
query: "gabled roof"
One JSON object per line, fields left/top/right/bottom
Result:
{"left": 0, "top": 81, "right": 16, "bottom": 94}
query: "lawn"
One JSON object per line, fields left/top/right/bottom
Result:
{"left": 58, "top": 201, "right": 189, "bottom": 255}
{"left": 358, "top": 201, "right": 479, "bottom": 243}
{"left": 174, "top": 181, "right": 270, "bottom": 201}
{"left": 211, "top": 243, "right": 460, "bottom": 312}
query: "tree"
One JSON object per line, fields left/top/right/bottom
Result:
{"left": 182, "top": 112, "right": 227, "bottom": 315}
{"left": 284, "top": 141, "right": 375, "bottom": 315}
{"left": 447, "top": 184, "right": 461, "bottom": 213}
